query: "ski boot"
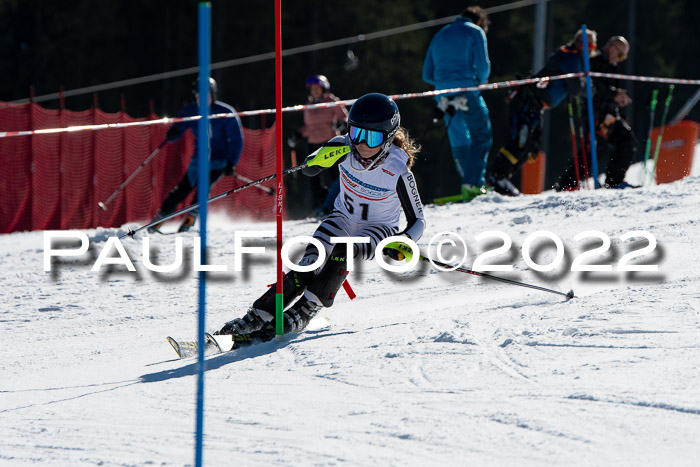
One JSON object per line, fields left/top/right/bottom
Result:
{"left": 216, "top": 307, "right": 271, "bottom": 336}
{"left": 178, "top": 212, "right": 197, "bottom": 232}
{"left": 245, "top": 297, "right": 321, "bottom": 341}
{"left": 282, "top": 296, "right": 322, "bottom": 333}
{"left": 487, "top": 175, "right": 520, "bottom": 197}
{"left": 147, "top": 211, "right": 167, "bottom": 233}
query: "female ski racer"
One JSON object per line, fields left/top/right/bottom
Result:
{"left": 216, "top": 93, "right": 426, "bottom": 340}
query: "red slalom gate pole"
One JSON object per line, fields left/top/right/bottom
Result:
{"left": 575, "top": 96, "right": 591, "bottom": 189}
{"left": 274, "top": 0, "right": 284, "bottom": 339}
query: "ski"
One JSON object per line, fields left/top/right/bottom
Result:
{"left": 609, "top": 181, "right": 641, "bottom": 190}
{"left": 166, "top": 318, "right": 331, "bottom": 358}
{"left": 166, "top": 329, "right": 276, "bottom": 359}
{"left": 433, "top": 186, "right": 490, "bottom": 205}
{"left": 433, "top": 193, "right": 465, "bottom": 205}
{"left": 166, "top": 332, "right": 231, "bottom": 359}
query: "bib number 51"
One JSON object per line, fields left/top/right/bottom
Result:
{"left": 343, "top": 193, "right": 369, "bottom": 220}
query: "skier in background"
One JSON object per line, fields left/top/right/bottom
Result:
{"left": 554, "top": 36, "right": 637, "bottom": 190}
{"left": 148, "top": 77, "right": 244, "bottom": 233}
{"left": 488, "top": 28, "right": 598, "bottom": 196}
{"left": 422, "top": 5, "right": 493, "bottom": 202}
{"left": 216, "top": 93, "right": 425, "bottom": 340}
{"left": 287, "top": 74, "right": 349, "bottom": 217}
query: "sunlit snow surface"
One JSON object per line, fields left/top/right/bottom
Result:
{"left": 1, "top": 154, "right": 699, "bottom": 466}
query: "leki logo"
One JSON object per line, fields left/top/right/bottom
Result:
{"left": 325, "top": 146, "right": 348, "bottom": 159}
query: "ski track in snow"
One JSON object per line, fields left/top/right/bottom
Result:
{"left": 1, "top": 161, "right": 700, "bottom": 466}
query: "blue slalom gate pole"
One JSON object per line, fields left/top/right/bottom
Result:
{"left": 581, "top": 25, "right": 599, "bottom": 188}
{"left": 195, "top": 3, "right": 211, "bottom": 467}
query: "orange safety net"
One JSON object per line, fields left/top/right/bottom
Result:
{"left": 0, "top": 101, "right": 281, "bottom": 233}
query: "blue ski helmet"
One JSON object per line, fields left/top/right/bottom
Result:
{"left": 347, "top": 93, "right": 400, "bottom": 170}
{"left": 305, "top": 74, "right": 330, "bottom": 91}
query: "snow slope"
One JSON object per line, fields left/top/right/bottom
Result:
{"left": 2, "top": 160, "right": 700, "bottom": 466}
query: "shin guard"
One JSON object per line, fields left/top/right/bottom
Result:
{"left": 252, "top": 270, "right": 315, "bottom": 314}
{"left": 306, "top": 245, "right": 349, "bottom": 308}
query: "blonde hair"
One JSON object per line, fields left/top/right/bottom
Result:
{"left": 392, "top": 126, "right": 420, "bottom": 169}
{"left": 572, "top": 28, "right": 597, "bottom": 47}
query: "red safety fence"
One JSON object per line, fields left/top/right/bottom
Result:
{"left": 0, "top": 101, "right": 279, "bottom": 233}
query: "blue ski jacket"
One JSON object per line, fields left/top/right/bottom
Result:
{"left": 166, "top": 101, "right": 244, "bottom": 171}
{"left": 531, "top": 44, "right": 585, "bottom": 108}
{"left": 422, "top": 16, "right": 490, "bottom": 91}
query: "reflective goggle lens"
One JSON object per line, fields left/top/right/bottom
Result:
{"left": 349, "top": 126, "right": 385, "bottom": 148}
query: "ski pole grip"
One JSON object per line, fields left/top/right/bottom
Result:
{"left": 306, "top": 144, "right": 351, "bottom": 168}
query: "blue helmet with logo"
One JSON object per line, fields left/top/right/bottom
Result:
{"left": 347, "top": 93, "right": 400, "bottom": 170}
{"left": 305, "top": 74, "right": 331, "bottom": 91}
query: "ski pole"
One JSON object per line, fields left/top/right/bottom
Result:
{"left": 648, "top": 85, "right": 674, "bottom": 185}
{"left": 120, "top": 144, "right": 350, "bottom": 239}
{"left": 642, "top": 89, "right": 659, "bottom": 184}
{"left": 98, "top": 139, "right": 167, "bottom": 211}
{"left": 574, "top": 97, "right": 591, "bottom": 189}
{"left": 233, "top": 172, "right": 274, "bottom": 195}
{"left": 425, "top": 256, "right": 574, "bottom": 300}
{"left": 567, "top": 98, "right": 581, "bottom": 189}
{"left": 384, "top": 242, "right": 575, "bottom": 301}
{"left": 120, "top": 166, "right": 297, "bottom": 238}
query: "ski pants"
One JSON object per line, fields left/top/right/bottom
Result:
{"left": 159, "top": 166, "right": 225, "bottom": 215}
{"left": 252, "top": 211, "right": 399, "bottom": 313}
{"left": 300, "top": 210, "right": 400, "bottom": 268}
{"left": 556, "top": 116, "right": 638, "bottom": 189}
{"left": 603, "top": 117, "right": 638, "bottom": 187}
{"left": 490, "top": 88, "right": 545, "bottom": 180}
{"left": 441, "top": 91, "right": 492, "bottom": 187}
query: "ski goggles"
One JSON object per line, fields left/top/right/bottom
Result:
{"left": 348, "top": 126, "right": 386, "bottom": 148}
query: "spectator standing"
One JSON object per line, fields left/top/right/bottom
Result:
{"left": 288, "top": 75, "right": 348, "bottom": 216}
{"left": 555, "top": 36, "right": 637, "bottom": 190}
{"left": 422, "top": 6, "right": 493, "bottom": 202}
{"left": 148, "top": 78, "right": 244, "bottom": 233}
{"left": 488, "top": 29, "right": 598, "bottom": 196}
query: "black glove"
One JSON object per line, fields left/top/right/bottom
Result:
{"left": 223, "top": 163, "right": 237, "bottom": 176}
{"left": 383, "top": 247, "right": 405, "bottom": 261}
{"left": 433, "top": 99, "right": 456, "bottom": 123}
{"left": 382, "top": 248, "right": 406, "bottom": 261}
{"left": 432, "top": 106, "right": 444, "bottom": 123}
{"left": 287, "top": 131, "right": 302, "bottom": 149}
